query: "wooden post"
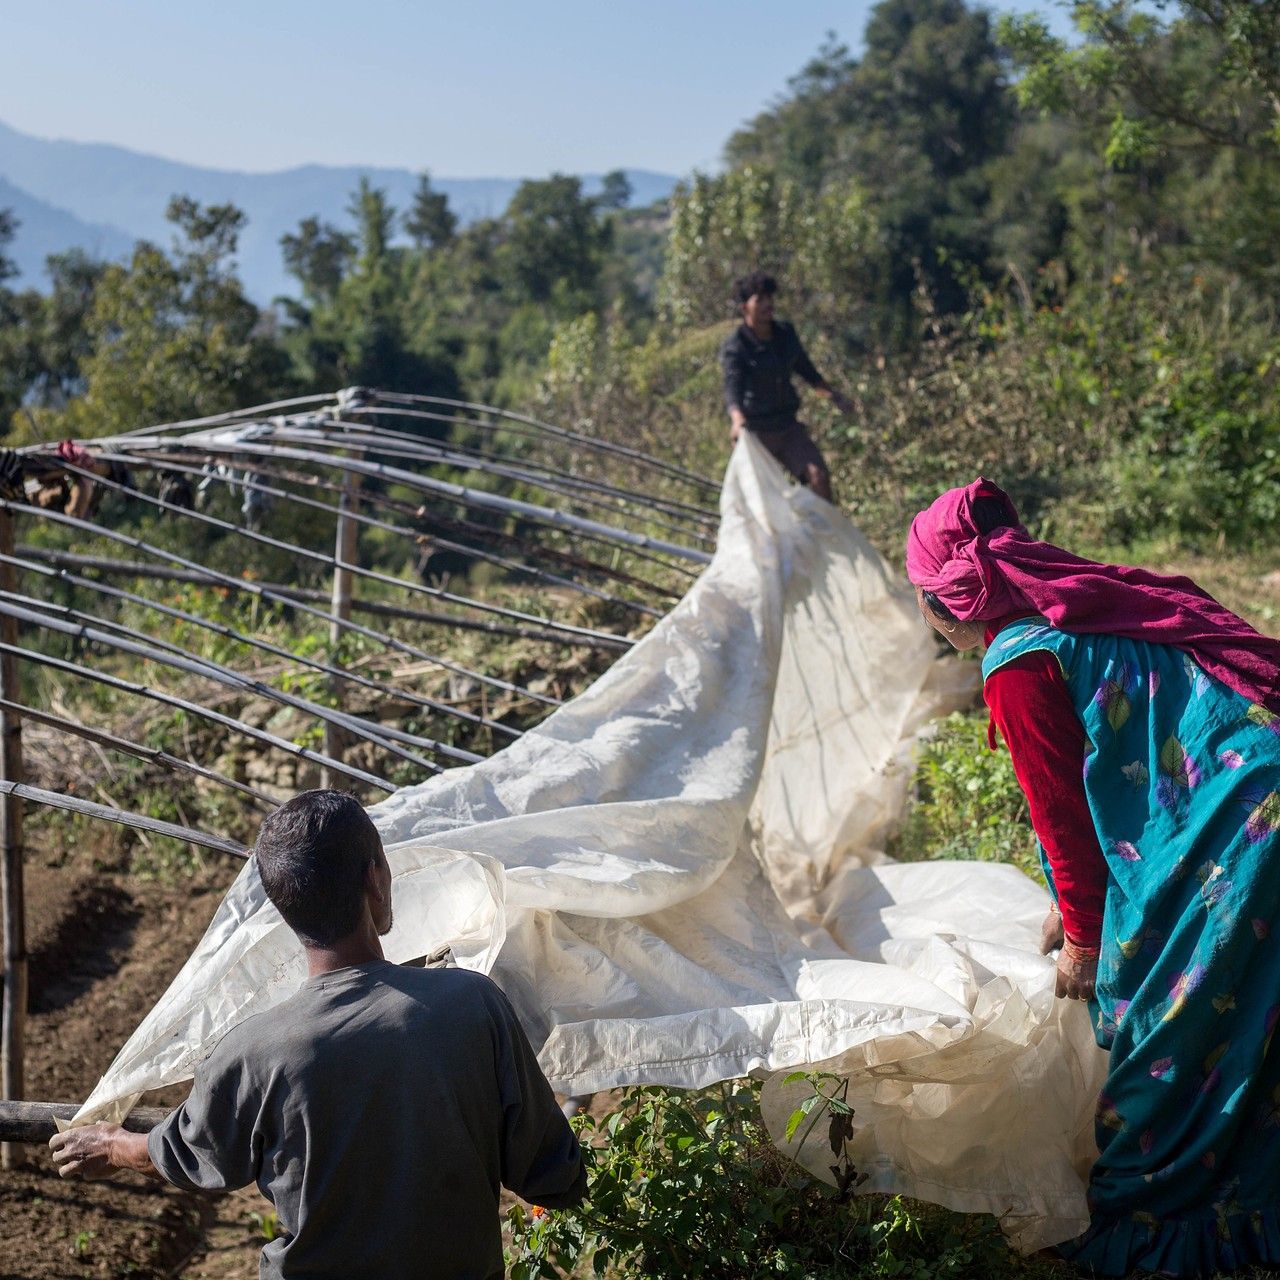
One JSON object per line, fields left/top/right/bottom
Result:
{"left": 322, "top": 464, "right": 361, "bottom": 790}
{"left": 0, "top": 509, "right": 25, "bottom": 1170}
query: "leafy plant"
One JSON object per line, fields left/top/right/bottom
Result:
{"left": 248, "top": 1209, "right": 280, "bottom": 1242}
{"left": 507, "top": 1081, "right": 1047, "bottom": 1280}
{"left": 509, "top": 1080, "right": 859, "bottom": 1280}
{"left": 890, "top": 710, "right": 1040, "bottom": 876}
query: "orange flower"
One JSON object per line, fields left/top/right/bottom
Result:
{"left": 531, "top": 1206, "right": 546, "bottom": 1218}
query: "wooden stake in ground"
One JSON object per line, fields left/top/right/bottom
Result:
{"left": 0, "top": 508, "right": 25, "bottom": 1170}
{"left": 323, "top": 461, "right": 361, "bottom": 789}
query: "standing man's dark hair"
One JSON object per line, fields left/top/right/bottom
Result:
{"left": 731, "top": 270, "right": 777, "bottom": 309}
{"left": 719, "top": 271, "right": 849, "bottom": 503}
{"left": 256, "top": 789, "right": 384, "bottom": 947}
{"left": 50, "top": 789, "right": 585, "bottom": 1280}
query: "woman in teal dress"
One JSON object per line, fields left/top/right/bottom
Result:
{"left": 906, "top": 478, "right": 1280, "bottom": 1277}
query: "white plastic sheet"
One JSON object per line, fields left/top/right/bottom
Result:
{"left": 73, "top": 436, "right": 1106, "bottom": 1250}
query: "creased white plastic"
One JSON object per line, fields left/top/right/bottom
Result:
{"left": 72, "top": 435, "right": 1105, "bottom": 1250}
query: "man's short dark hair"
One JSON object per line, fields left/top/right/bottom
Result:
{"left": 732, "top": 271, "right": 778, "bottom": 308}
{"left": 255, "top": 790, "right": 383, "bottom": 947}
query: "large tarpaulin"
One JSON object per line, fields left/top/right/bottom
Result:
{"left": 72, "top": 436, "right": 1106, "bottom": 1250}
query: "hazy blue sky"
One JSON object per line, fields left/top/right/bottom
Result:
{"left": 2, "top": 0, "right": 1071, "bottom": 178}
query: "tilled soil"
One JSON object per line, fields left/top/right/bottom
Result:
{"left": 1, "top": 857, "right": 269, "bottom": 1279}
{"left": 0, "top": 855, "right": 587, "bottom": 1279}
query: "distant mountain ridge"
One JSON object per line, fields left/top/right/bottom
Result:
{"left": 0, "top": 120, "right": 679, "bottom": 300}
{"left": 0, "top": 175, "right": 135, "bottom": 285}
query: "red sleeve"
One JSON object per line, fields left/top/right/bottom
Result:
{"left": 984, "top": 652, "right": 1107, "bottom": 950}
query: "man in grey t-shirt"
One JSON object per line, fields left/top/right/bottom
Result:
{"left": 50, "top": 789, "right": 585, "bottom": 1279}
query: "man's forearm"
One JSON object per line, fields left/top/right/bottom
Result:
{"left": 721, "top": 354, "right": 746, "bottom": 420}
{"left": 110, "top": 1128, "right": 160, "bottom": 1176}
{"left": 811, "top": 383, "right": 851, "bottom": 414}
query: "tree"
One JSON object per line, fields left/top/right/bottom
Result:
{"left": 332, "top": 180, "right": 412, "bottom": 387}
{"left": 500, "top": 174, "right": 608, "bottom": 307}
{"left": 166, "top": 197, "right": 245, "bottom": 267}
{"left": 404, "top": 172, "right": 457, "bottom": 249}
{"left": 0, "top": 228, "right": 108, "bottom": 430}
{"left": 280, "top": 216, "right": 356, "bottom": 303}
{"left": 999, "top": 1, "right": 1280, "bottom": 287}
{"left": 0, "top": 209, "right": 17, "bottom": 287}
{"left": 279, "top": 180, "right": 460, "bottom": 397}
{"left": 348, "top": 178, "right": 396, "bottom": 268}
{"left": 660, "top": 167, "right": 884, "bottom": 358}
{"left": 1000, "top": 1, "right": 1280, "bottom": 165}
{"left": 0, "top": 210, "right": 27, "bottom": 428}
{"left": 51, "top": 197, "right": 289, "bottom": 437}
{"left": 725, "top": 33, "right": 859, "bottom": 184}
{"left": 723, "top": 0, "right": 1017, "bottom": 327}
{"left": 26, "top": 250, "right": 106, "bottom": 408}
{"left": 596, "top": 170, "right": 632, "bottom": 211}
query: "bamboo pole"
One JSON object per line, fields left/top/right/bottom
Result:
{"left": 0, "top": 1098, "right": 170, "bottom": 1144}
{"left": 45, "top": 388, "right": 721, "bottom": 497}
{"left": 54, "top": 460, "right": 642, "bottom": 645}
{"left": 131, "top": 448, "right": 701, "bottom": 586}
{"left": 106, "top": 386, "right": 720, "bottom": 495}
{"left": 13, "top": 548, "right": 629, "bottom": 650}
{"left": 0, "top": 503, "right": 560, "bottom": 725}
{"left": 0, "top": 552, "right": 498, "bottom": 758}
{"left": 0, "top": 510, "right": 22, "bottom": 1170}
{"left": 338, "top": 408, "right": 719, "bottom": 524}
{"left": 119, "top": 454, "right": 670, "bottom": 615}
{"left": 0, "top": 781, "right": 247, "bottom": 858}
{"left": 0, "top": 601, "right": 434, "bottom": 777}
{"left": 0, "top": 642, "right": 392, "bottom": 792}
{"left": 0, "top": 698, "right": 275, "bottom": 808}
{"left": 323, "top": 460, "right": 361, "bottom": 789}
{"left": 373, "top": 391, "right": 721, "bottom": 494}
{"left": 104, "top": 392, "right": 338, "bottom": 440}
{"left": 251, "top": 426, "right": 718, "bottom": 548}
{"left": 112, "top": 437, "right": 713, "bottom": 569}
{"left": 109, "top": 438, "right": 701, "bottom": 584}
{"left": 279, "top": 420, "right": 719, "bottom": 538}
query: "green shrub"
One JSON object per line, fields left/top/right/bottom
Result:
{"left": 508, "top": 1081, "right": 1051, "bottom": 1280}
{"left": 822, "top": 274, "right": 1280, "bottom": 559}
{"left": 890, "top": 710, "right": 1040, "bottom": 878}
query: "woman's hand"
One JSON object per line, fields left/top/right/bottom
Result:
{"left": 1040, "top": 908, "right": 1064, "bottom": 956}
{"left": 1055, "top": 938, "right": 1098, "bottom": 1002}
{"left": 1040, "top": 907, "right": 1095, "bottom": 1000}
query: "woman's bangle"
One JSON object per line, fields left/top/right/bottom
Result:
{"left": 1062, "top": 936, "right": 1100, "bottom": 962}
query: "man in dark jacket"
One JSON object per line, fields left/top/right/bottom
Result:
{"left": 719, "top": 270, "right": 848, "bottom": 502}
{"left": 49, "top": 790, "right": 586, "bottom": 1280}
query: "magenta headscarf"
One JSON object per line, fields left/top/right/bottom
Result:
{"left": 906, "top": 477, "right": 1280, "bottom": 714}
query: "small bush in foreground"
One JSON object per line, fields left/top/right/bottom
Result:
{"left": 507, "top": 1080, "right": 1042, "bottom": 1280}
